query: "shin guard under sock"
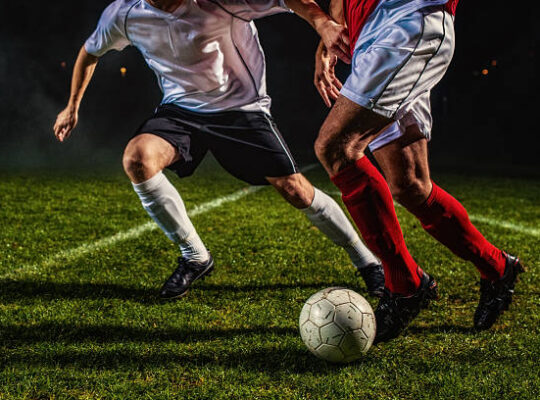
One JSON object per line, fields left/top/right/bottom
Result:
{"left": 302, "top": 188, "right": 380, "bottom": 269}
{"left": 331, "top": 157, "right": 422, "bottom": 295}
{"left": 132, "top": 172, "right": 209, "bottom": 263}
{"left": 408, "top": 183, "right": 505, "bottom": 281}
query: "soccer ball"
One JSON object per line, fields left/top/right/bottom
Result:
{"left": 299, "top": 287, "right": 376, "bottom": 363}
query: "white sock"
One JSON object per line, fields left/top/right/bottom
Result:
{"left": 132, "top": 172, "right": 210, "bottom": 263}
{"left": 302, "top": 188, "right": 380, "bottom": 269}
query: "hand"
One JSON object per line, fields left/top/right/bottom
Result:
{"left": 314, "top": 43, "right": 343, "bottom": 107}
{"left": 317, "top": 19, "right": 351, "bottom": 65}
{"left": 54, "top": 106, "right": 78, "bottom": 142}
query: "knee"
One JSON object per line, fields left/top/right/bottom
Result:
{"left": 315, "top": 127, "right": 363, "bottom": 176}
{"left": 313, "top": 133, "right": 326, "bottom": 162}
{"left": 314, "top": 129, "right": 334, "bottom": 166}
{"left": 271, "top": 175, "right": 313, "bottom": 209}
{"left": 389, "top": 177, "right": 432, "bottom": 209}
{"left": 122, "top": 140, "right": 159, "bottom": 183}
{"left": 314, "top": 129, "right": 347, "bottom": 175}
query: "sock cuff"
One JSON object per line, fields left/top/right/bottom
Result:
{"left": 407, "top": 181, "right": 440, "bottom": 217}
{"left": 426, "top": 181, "right": 441, "bottom": 205}
{"left": 301, "top": 187, "right": 325, "bottom": 216}
{"left": 132, "top": 171, "right": 166, "bottom": 194}
{"left": 331, "top": 157, "right": 376, "bottom": 195}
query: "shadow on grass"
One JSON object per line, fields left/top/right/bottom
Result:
{"left": 0, "top": 279, "right": 341, "bottom": 304}
{"left": 197, "top": 282, "right": 344, "bottom": 292}
{"left": 1, "top": 321, "right": 524, "bottom": 376}
{"left": 1, "top": 344, "right": 365, "bottom": 375}
{"left": 0, "top": 279, "right": 156, "bottom": 302}
{"left": 407, "top": 324, "right": 478, "bottom": 335}
{"left": 0, "top": 322, "right": 371, "bottom": 374}
{"left": 0, "top": 322, "right": 297, "bottom": 345}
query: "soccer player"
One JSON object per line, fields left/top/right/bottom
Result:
{"left": 53, "top": 0, "right": 385, "bottom": 299}
{"left": 313, "top": 0, "right": 525, "bottom": 342}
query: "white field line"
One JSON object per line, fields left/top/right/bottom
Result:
{"left": 328, "top": 191, "right": 539, "bottom": 238}
{"left": 3, "top": 164, "right": 319, "bottom": 280}
{"left": 1, "top": 186, "right": 264, "bottom": 280}
{"left": 468, "top": 215, "right": 540, "bottom": 238}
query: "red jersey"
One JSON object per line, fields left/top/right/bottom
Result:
{"left": 445, "top": 0, "right": 459, "bottom": 14}
{"left": 344, "top": 0, "right": 459, "bottom": 54}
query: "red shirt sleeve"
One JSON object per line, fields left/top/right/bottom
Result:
{"left": 445, "top": 0, "right": 459, "bottom": 15}
{"left": 343, "top": 0, "right": 380, "bottom": 55}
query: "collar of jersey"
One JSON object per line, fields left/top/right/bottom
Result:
{"left": 142, "top": 0, "right": 189, "bottom": 17}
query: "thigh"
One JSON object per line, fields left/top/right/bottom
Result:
{"left": 372, "top": 125, "right": 431, "bottom": 197}
{"left": 317, "top": 95, "right": 393, "bottom": 174}
{"left": 125, "top": 133, "right": 180, "bottom": 168}
{"left": 369, "top": 91, "right": 433, "bottom": 153}
{"left": 134, "top": 104, "right": 209, "bottom": 178}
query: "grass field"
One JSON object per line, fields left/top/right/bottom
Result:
{"left": 1, "top": 158, "right": 538, "bottom": 399}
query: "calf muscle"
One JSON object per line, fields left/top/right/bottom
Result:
{"left": 267, "top": 173, "right": 315, "bottom": 209}
{"left": 373, "top": 128, "right": 432, "bottom": 208}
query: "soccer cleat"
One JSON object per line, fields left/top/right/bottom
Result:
{"left": 356, "top": 263, "right": 385, "bottom": 297}
{"left": 160, "top": 255, "right": 214, "bottom": 299}
{"left": 474, "top": 253, "right": 525, "bottom": 330}
{"left": 373, "top": 272, "right": 439, "bottom": 344}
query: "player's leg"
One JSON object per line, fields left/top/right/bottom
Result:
{"left": 371, "top": 127, "right": 432, "bottom": 210}
{"left": 123, "top": 131, "right": 212, "bottom": 299}
{"left": 315, "top": 5, "right": 458, "bottom": 342}
{"left": 372, "top": 125, "right": 525, "bottom": 329}
{"left": 267, "top": 173, "right": 384, "bottom": 297}
{"left": 315, "top": 96, "right": 426, "bottom": 294}
{"left": 202, "top": 110, "right": 383, "bottom": 295}
{"left": 123, "top": 133, "right": 210, "bottom": 263}
{"left": 373, "top": 126, "right": 506, "bottom": 279}
{"left": 315, "top": 98, "right": 439, "bottom": 343}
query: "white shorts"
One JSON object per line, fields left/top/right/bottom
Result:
{"left": 341, "top": 6, "right": 455, "bottom": 152}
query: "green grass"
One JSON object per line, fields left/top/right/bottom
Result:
{"left": 1, "top": 158, "right": 539, "bottom": 399}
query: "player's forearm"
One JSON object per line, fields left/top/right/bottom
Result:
{"left": 328, "top": 0, "right": 345, "bottom": 24}
{"left": 284, "top": 0, "right": 333, "bottom": 35}
{"left": 67, "top": 46, "right": 98, "bottom": 111}
{"left": 318, "top": 0, "right": 346, "bottom": 51}
{"left": 316, "top": 38, "right": 326, "bottom": 57}
{"left": 286, "top": 0, "right": 351, "bottom": 64}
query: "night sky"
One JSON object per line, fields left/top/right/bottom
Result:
{"left": 0, "top": 1, "right": 538, "bottom": 171}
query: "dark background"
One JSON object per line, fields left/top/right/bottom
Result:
{"left": 0, "top": 1, "right": 538, "bottom": 174}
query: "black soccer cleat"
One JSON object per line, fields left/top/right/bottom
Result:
{"left": 160, "top": 255, "right": 214, "bottom": 299}
{"left": 373, "top": 272, "right": 439, "bottom": 344}
{"left": 474, "top": 253, "right": 525, "bottom": 331}
{"left": 356, "top": 263, "right": 385, "bottom": 298}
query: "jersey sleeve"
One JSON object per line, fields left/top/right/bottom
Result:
{"left": 84, "top": 0, "right": 131, "bottom": 57}
{"left": 218, "top": 0, "right": 291, "bottom": 21}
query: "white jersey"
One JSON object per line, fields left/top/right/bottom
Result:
{"left": 85, "top": 0, "right": 290, "bottom": 114}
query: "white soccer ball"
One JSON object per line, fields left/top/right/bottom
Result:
{"left": 299, "top": 287, "right": 376, "bottom": 363}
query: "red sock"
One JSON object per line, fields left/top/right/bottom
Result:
{"left": 408, "top": 183, "right": 506, "bottom": 281}
{"left": 332, "top": 157, "right": 422, "bottom": 295}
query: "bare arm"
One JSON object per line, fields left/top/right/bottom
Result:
{"left": 284, "top": 0, "right": 351, "bottom": 64}
{"left": 314, "top": 0, "right": 346, "bottom": 107}
{"left": 328, "top": 0, "right": 345, "bottom": 24}
{"left": 54, "top": 46, "right": 99, "bottom": 142}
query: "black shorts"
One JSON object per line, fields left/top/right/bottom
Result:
{"left": 134, "top": 104, "right": 298, "bottom": 185}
